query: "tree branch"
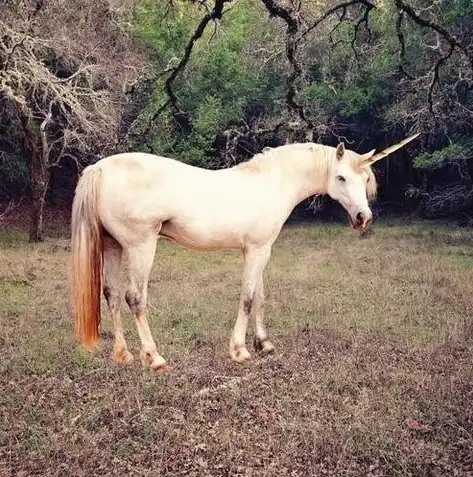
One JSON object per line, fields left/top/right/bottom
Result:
{"left": 394, "top": 0, "right": 473, "bottom": 117}
{"left": 1, "top": 33, "right": 29, "bottom": 71}
{"left": 428, "top": 42, "right": 455, "bottom": 115}
{"left": 260, "top": 0, "right": 314, "bottom": 130}
{"left": 394, "top": 0, "right": 473, "bottom": 71}
{"left": 300, "top": 0, "right": 375, "bottom": 42}
{"left": 140, "top": 0, "right": 232, "bottom": 143}
{"left": 353, "top": 2, "right": 374, "bottom": 47}
{"left": 164, "top": 0, "right": 231, "bottom": 111}
{"left": 39, "top": 101, "right": 53, "bottom": 163}
{"left": 395, "top": 10, "right": 414, "bottom": 78}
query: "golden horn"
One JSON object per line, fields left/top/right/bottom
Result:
{"left": 362, "top": 133, "right": 421, "bottom": 166}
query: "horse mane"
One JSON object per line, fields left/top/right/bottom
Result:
{"left": 233, "top": 143, "right": 328, "bottom": 173}
{"left": 232, "top": 147, "right": 274, "bottom": 173}
{"left": 365, "top": 166, "right": 377, "bottom": 199}
{"left": 231, "top": 143, "right": 377, "bottom": 199}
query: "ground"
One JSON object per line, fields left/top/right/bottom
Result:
{"left": 1, "top": 218, "right": 473, "bottom": 476}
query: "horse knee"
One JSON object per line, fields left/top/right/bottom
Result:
{"left": 125, "top": 289, "right": 143, "bottom": 313}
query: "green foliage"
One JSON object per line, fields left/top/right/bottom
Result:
{"left": 131, "top": 0, "right": 284, "bottom": 165}
{"left": 132, "top": 0, "right": 195, "bottom": 67}
{"left": 193, "top": 95, "right": 223, "bottom": 137}
{"left": 413, "top": 139, "right": 473, "bottom": 170}
{"left": 302, "top": 75, "right": 389, "bottom": 118}
{"left": 443, "top": 0, "right": 473, "bottom": 25}
{"left": 175, "top": 95, "right": 224, "bottom": 165}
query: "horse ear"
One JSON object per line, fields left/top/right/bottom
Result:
{"left": 336, "top": 142, "right": 345, "bottom": 160}
{"left": 361, "top": 133, "right": 420, "bottom": 166}
{"left": 361, "top": 149, "right": 376, "bottom": 161}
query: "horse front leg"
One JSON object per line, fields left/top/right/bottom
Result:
{"left": 230, "top": 245, "right": 271, "bottom": 363}
{"left": 253, "top": 278, "right": 275, "bottom": 356}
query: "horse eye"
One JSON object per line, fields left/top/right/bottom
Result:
{"left": 336, "top": 175, "right": 346, "bottom": 182}
{"left": 367, "top": 177, "right": 370, "bottom": 183}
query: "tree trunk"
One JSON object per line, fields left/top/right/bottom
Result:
{"left": 29, "top": 173, "right": 50, "bottom": 242}
{"left": 29, "top": 152, "right": 51, "bottom": 243}
{"left": 14, "top": 102, "right": 52, "bottom": 242}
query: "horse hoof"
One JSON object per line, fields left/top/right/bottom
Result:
{"left": 254, "top": 337, "right": 275, "bottom": 356}
{"left": 261, "top": 341, "right": 275, "bottom": 356}
{"left": 232, "top": 347, "right": 251, "bottom": 363}
{"left": 113, "top": 347, "right": 134, "bottom": 365}
{"left": 152, "top": 363, "right": 170, "bottom": 373}
{"left": 260, "top": 345, "right": 275, "bottom": 356}
{"left": 141, "top": 351, "right": 167, "bottom": 370}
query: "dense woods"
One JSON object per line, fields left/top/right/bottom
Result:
{"left": 1, "top": 0, "right": 473, "bottom": 240}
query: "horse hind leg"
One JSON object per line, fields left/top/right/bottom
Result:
{"left": 124, "top": 236, "right": 167, "bottom": 371}
{"left": 103, "top": 235, "right": 133, "bottom": 365}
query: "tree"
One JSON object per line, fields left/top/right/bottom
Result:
{"left": 2, "top": 0, "right": 472, "bottom": 226}
{"left": 0, "top": 0, "right": 144, "bottom": 241}
{"left": 129, "top": 0, "right": 473, "bottom": 217}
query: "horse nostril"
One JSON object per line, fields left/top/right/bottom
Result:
{"left": 356, "top": 212, "right": 372, "bottom": 228}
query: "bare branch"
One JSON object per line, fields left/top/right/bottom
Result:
{"left": 353, "top": 2, "right": 374, "bottom": 46}
{"left": 260, "top": 0, "right": 314, "bottom": 129}
{"left": 51, "top": 65, "right": 94, "bottom": 84}
{"left": 141, "top": 0, "right": 233, "bottom": 141}
{"left": 328, "top": 9, "right": 347, "bottom": 47}
{"left": 0, "top": 10, "right": 134, "bottom": 171}
{"left": 39, "top": 101, "right": 53, "bottom": 161}
{"left": 428, "top": 42, "right": 455, "bottom": 115}
{"left": 395, "top": 10, "right": 413, "bottom": 78}
{"left": 394, "top": 0, "right": 473, "bottom": 71}
{"left": 1, "top": 32, "right": 29, "bottom": 71}
{"left": 300, "top": 0, "right": 375, "bottom": 42}
{"left": 393, "top": 0, "right": 473, "bottom": 119}
{"left": 163, "top": 0, "right": 232, "bottom": 109}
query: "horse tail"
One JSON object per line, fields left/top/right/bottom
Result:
{"left": 71, "top": 165, "right": 103, "bottom": 350}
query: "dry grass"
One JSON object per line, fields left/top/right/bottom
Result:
{"left": 1, "top": 219, "right": 473, "bottom": 476}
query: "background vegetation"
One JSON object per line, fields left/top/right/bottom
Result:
{"left": 1, "top": 0, "right": 473, "bottom": 239}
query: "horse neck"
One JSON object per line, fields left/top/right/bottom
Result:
{"left": 278, "top": 144, "right": 335, "bottom": 207}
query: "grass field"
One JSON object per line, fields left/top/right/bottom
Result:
{"left": 1, "top": 219, "right": 473, "bottom": 476}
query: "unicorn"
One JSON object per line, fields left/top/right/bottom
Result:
{"left": 71, "top": 134, "right": 419, "bottom": 370}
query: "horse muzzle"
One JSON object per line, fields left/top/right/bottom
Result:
{"left": 348, "top": 211, "right": 372, "bottom": 231}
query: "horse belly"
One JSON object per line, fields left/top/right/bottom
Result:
{"left": 161, "top": 179, "right": 286, "bottom": 250}
{"left": 159, "top": 216, "right": 244, "bottom": 251}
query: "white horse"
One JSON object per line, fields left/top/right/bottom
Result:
{"left": 71, "top": 135, "right": 419, "bottom": 370}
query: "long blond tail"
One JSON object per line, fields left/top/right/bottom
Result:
{"left": 71, "top": 165, "right": 103, "bottom": 350}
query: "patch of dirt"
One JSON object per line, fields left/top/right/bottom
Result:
{"left": 1, "top": 331, "right": 473, "bottom": 476}
{"left": 2, "top": 221, "right": 473, "bottom": 476}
